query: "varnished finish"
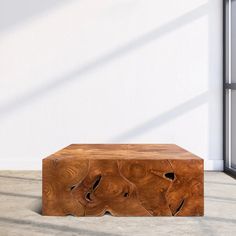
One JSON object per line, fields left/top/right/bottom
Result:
{"left": 42, "top": 144, "right": 204, "bottom": 216}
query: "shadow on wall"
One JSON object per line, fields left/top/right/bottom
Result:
{"left": 0, "top": 0, "right": 71, "bottom": 32}
{"left": 107, "top": 0, "right": 219, "bottom": 162}
{"left": 0, "top": 1, "right": 218, "bottom": 160}
{"left": 110, "top": 91, "right": 209, "bottom": 142}
{"left": 0, "top": 3, "right": 208, "bottom": 119}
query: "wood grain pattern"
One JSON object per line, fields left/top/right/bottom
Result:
{"left": 42, "top": 144, "right": 204, "bottom": 216}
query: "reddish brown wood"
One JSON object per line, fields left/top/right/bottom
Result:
{"left": 42, "top": 144, "right": 204, "bottom": 216}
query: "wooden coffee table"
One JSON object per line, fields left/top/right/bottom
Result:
{"left": 42, "top": 144, "right": 204, "bottom": 216}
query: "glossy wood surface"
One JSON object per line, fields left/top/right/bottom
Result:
{"left": 42, "top": 144, "right": 204, "bottom": 216}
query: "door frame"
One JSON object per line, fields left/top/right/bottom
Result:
{"left": 223, "top": 0, "right": 236, "bottom": 178}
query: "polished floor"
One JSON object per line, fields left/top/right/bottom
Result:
{"left": 0, "top": 171, "right": 235, "bottom": 236}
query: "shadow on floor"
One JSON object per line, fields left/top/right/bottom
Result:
{"left": 204, "top": 216, "right": 236, "bottom": 224}
{"left": 0, "top": 191, "right": 41, "bottom": 200}
{"left": 0, "top": 175, "right": 41, "bottom": 181}
{"left": 205, "top": 195, "right": 236, "bottom": 203}
{"left": 29, "top": 198, "right": 42, "bottom": 215}
{"left": 0, "top": 191, "right": 42, "bottom": 214}
{"left": 205, "top": 181, "right": 236, "bottom": 186}
{"left": 0, "top": 216, "right": 120, "bottom": 236}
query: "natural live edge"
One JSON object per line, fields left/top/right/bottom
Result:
{"left": 42, "top": 144, "right": 204, "bottom": 217}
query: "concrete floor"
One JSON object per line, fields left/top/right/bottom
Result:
{"left": 0, "top": 172, "right": 235, "bottom": 236}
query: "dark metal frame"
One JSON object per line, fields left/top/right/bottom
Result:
{"left": 223, "top": 0, "right": 236, "bottom": 178}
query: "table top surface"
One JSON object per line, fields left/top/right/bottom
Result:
{"left": 44, "top": 144, "right": 202, "bottom": 160}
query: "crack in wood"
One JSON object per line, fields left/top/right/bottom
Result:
{"left": 174, "top": 199, "right": 185, "bottom": 216}
{"left": 92, "top": 175, "right": 102, "bottom": 191}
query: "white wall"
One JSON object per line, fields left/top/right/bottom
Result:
{"left": 0, "top": 0, "right": 222, "bottom": 170}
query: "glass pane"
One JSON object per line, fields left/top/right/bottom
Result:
{"left": 225, "top": 0, "right": 230, "bottom": 83}
{"left": 225, "top": 90, "right": 230, "bottom": 167}
{"left": 232, "top": 0, "right": 236, "bottom": 82}
{"left": 231, "top": 90, "right": 236, "bottom": 168}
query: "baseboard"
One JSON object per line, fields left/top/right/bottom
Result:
{"left": 204, "top": 160, "right": 223, "bottom": 171}
{"left": 0, "top": 159, "right": 224, "bottom": 171}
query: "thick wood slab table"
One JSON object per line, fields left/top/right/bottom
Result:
{"left": 42, "top": 144, "right": 204, "bottom": 216}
